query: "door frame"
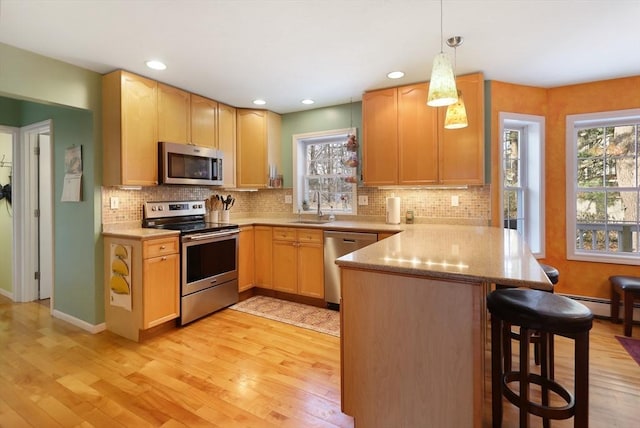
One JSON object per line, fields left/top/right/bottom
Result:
{"left": 14, "top": 120, "right": 54, "bottom": 306}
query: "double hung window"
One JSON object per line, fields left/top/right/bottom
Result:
{"left": 567, "top": 109, "right": 640, "bottom": 264}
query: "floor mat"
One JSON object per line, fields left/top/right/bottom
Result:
{"left": 229, "top": 295, "right": 340, "bottom": 337}
{"left": 616, "top": 335, "right": 640, "bottom": 366}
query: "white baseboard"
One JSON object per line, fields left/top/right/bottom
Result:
{"left": 560, "top": 293, "right": 640, "bottom": 322}
{"left": 52, "top": 309, "right": 106, "bottom": 334}
{"left": 0, "top": 288, "right": 14, "bottom": 300}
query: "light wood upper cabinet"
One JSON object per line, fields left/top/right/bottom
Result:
{"left": 362, "top": 72, "right": 485, "bottom": 186}
{"left": 191, "top": 94, "right": 218, "bottom": 149}
{"left": 158, "top": 83, "right": 191, "bottom": 144}
{"left": 398, "top": 83, "right": 439, "bottom": 185}
{"left": 218, "top": 102, "right": 237, "bottom": 187}
{"left": 362, "top": 88, "right": 398, "bottom": 186}
{"left": 236, "top": 109, "right": 282, "bottom": 188}
{"left": 103, "top": 70, "right": 158, "bottom": 186}
{"left": 238, "top": 226, "right": 255, "bottom": 292}
{"left": 439, "top": 73, "right": 485, "bottom": 185}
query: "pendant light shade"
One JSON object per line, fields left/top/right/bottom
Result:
{"left": 427, "top": 53, "right": 458, "bottom": 107}
{"left": 444, "top": 90, "right": 468, "bottom": 129}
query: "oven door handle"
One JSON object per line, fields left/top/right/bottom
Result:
{"left": 184, "top": 230, "right": 239, "bottom": 241}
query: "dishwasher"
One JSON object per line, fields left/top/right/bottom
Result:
{"left": 324, "top": 230, "right": 378, "bottom": 309}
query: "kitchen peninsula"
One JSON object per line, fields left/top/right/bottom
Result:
{"left": 336, "top": 225, "right": 551, "bottom": 428}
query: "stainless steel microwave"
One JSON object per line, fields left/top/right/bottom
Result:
{"left": 159, "top": 141, "right": 223, "bottom": 186}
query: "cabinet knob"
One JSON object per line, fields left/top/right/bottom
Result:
{"left": 161, "top": 256, "right": 167, "bottom": 261}
{"left": 160, "top": 245, "right": 166, "bottom": 249}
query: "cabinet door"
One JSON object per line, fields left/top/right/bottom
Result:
{"left": 142, "top": 253, "right": 179, "bottom": 328}
{"left": 218, "top": 103, "right": 237, "bottom": 187}
{"left": 158, "top": 83, "right": 191, "bottom": 144}
{"left": 272, "top": 240, "right": 297, "bottom": 294}
{"left": 104, "top": 71, "right": 158, "bottom": 186}
{"left": 237, "top": 109, "right": 268, "bottom": 188}
{"left": 191, "top": 94, "right": 218, "bottom": 149}
{"left": 439, "top": 73, "right": 485, "bottom": 185}
{"left": 254, "top": 226, "right": 273, "bottom": 289}
{"left": 297, "top": 242, "right": 324, "bottom": 299}
{"left": 238, "top": 226, "right": 255, "bottom": 292}
{"left": 398, "top": 83, "right": 439, "bottom": 185}
{"left": 362, "top": 88, "right": 398, "bottom": 185}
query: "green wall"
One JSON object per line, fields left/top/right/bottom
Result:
{"left": 0, "top": 42, "right": 103, "bottom": 325}
{"left": 281, "top": 102, "right": 362, "bottom": 187}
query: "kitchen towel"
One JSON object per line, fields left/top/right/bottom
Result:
{"left": 386, "top": 197, "right": 401, "bottom": 224}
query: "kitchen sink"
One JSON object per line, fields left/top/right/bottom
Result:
{"left": 289, "top": 219, "right": 333, "bottom": 224}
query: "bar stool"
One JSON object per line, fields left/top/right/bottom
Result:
{"left": 498, "top": 263, "right": 559, "bottom": 371}
{"left": 609, "top": 275, "right": 640, "bottom": 337}
{"left": 487, "top": 288, "right": 593, "bottom": 428}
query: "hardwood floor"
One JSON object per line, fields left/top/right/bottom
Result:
{"left": 0, "top": 294, "right": 638, "bottom": 427}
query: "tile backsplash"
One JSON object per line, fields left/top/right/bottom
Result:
{"left": 101, "top": 185, "right": 491, "bottom": 226}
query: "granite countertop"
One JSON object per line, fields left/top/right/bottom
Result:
{"left": 233, "top": 217, "right": 406, "bottom": 233}
{"left": 102, "top": 227, "right": 180, "bottom": 239}
{"left": 335, "top": 224, "right": 552, "bottom": 290}
{"left": 102, "top": 217, "right": 548, "bottom": 289}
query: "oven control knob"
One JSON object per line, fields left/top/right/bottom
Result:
{"left": 158, "top": 206, "right": 164, "bottom": 211}
{"left": 151, "top": 206, "right": 156, "bottom": 211}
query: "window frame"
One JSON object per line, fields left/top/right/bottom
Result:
{"left": 499, "top": 112, "right": 545, "bottom": 257}
{"left": 292, "top": 127, "right": 358, "bottom": 215}
{"left": 566, "top": 108, "right": 640, "bottom": 265}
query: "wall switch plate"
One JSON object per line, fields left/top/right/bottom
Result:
{"left": 358, "top": 195, "right": 368, "bottom": 206}
{"left": 451, "top": 195, "right": 459, "bottom": 207}
{"left": 110, "top": 196, "right": 119, "bottom": 209}
{"left": 284, "top": 195, "right": 293, "bottom": 204}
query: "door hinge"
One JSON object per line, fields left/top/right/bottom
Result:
{"left": 34, "top": 209, "right": 40, "bottom": 218}
{"left": 34, "top": 146, "right": 40, "bottom": 156}
{"left": 34, "top": 271, "right": 40, "bottom": 280}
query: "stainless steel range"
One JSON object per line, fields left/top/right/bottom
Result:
{"left": 143, "top": 200, "right": 239, "bottom": 325}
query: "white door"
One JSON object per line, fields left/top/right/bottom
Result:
{"left": 38, "top": 134, "right": 53, "bottom": 300}
{"left": 14, "top": 121, "right": 53, "bottom": 304}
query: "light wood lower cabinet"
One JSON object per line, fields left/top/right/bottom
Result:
{"left": 238, "top": 226, "right": 255, "bottom": 292}
{"left": 254, "top": 226, "right": 273, "bottom": 289}
{"left": 104, "top": 235, "right": 180, "bottom": 341}
{"left": 272, "top": 227, "right": 324, "bottom": 298}
{"left": 142, "top": 237, "right": 180, "bottom": 328}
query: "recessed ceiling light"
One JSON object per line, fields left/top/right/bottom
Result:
{"left": 253, "top": 99, "right": 266, "bottom": 105}
{"left": 146, "top": 60, "right": 167, "bottom": 70}
{"left": 301, "top": 99, "right": 315, "bottom": 105}
{"left": 387, "top": 71, "right": 405, "bottom": 79}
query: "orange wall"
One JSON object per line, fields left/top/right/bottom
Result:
{"left": 490, "top": 76, "right": 640, "bottom": 299}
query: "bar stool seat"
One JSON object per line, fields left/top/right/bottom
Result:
{"left": 610, "top": 275, "right": 640, "bottom": 337}
{"left": 488, "top": 288, "right": 593, "bottom": 428}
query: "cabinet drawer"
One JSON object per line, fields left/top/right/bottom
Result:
{"left": 273, "top": 227, "right": 297, "bottom": 241}
{"left": 143, "top": 237, "right": 179, "bottom": 259}
{"left": 297, "top": 229, "right": 323, "bottom": 244}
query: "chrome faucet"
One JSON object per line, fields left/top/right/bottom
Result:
{"left": 316, "top": 191, "right": 323, "bottom": 218}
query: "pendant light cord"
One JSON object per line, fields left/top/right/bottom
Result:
{"left": 439, "top": 0, "right": 444, "bottom": 53}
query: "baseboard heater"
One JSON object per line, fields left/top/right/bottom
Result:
{"left": 559, "top": 293, "right": 640, "bottom": 323}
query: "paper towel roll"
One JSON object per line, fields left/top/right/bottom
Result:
{"left": 386, "top": 197, "right": 401, "bottom": 224}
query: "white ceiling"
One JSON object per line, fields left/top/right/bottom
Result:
{"left": 1, "top": 0, "right": 639, "bottom": 114}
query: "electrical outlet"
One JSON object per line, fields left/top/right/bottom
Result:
{"left": 284, "top": 195, "right": 293, "bottom": 204}
{"left": 110, "top": 196, "right": 119, "bottom": 209}
{"left": 451, "top": 195, "right": 459, "bottom": 207}
{"left": 358, "top": 195, "right": 368, "bottom": 206}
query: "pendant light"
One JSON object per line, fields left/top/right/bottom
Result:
{"left": 426, "top": 0, "right": 458, "bottom": 107}
{"left": 444, "top": 36, "right": 468, "bottom": 129}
